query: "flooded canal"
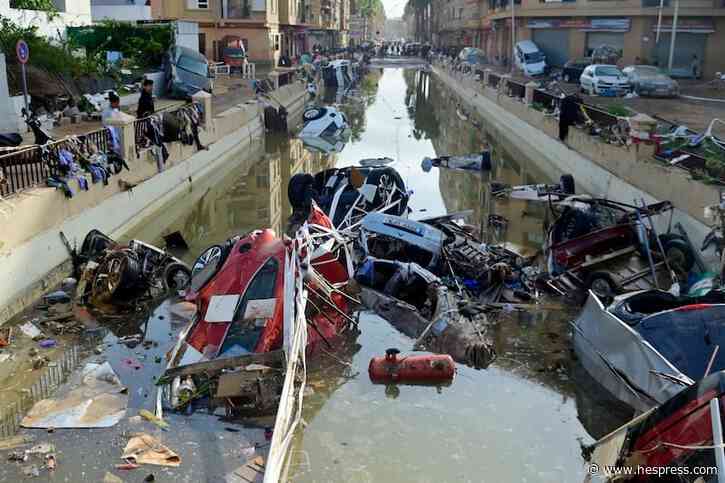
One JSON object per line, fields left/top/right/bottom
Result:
{"left": 0, "top": 66, "right": 633, "bottom": 482}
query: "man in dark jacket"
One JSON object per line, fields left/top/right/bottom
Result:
{"left": 559, "top": 94, "right": 580, "bottom": 142}
{"left": 136, "top": 79, "right": 155, "bottom": 119}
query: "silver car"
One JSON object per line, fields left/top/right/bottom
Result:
{"left": 622, "top": 65, "right": 679, "bottom": 97}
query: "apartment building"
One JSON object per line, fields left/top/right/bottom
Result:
{"left": 151, "top": 0, "right": 347, "bottom": 65}
{"left": 433, "top": 0, "right": 725, "bottom": 78}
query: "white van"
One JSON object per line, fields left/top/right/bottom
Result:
{"left": 514, "top": 40, "right": 547, "bottom": 76}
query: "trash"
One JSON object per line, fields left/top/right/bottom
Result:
{"left": 46, "top": 454, "right": 56, "bottom": 471}
{"left": 138, "top": 409, "right": 169, "bottom": 430}
{"left": 115, "top": 463, "right": 140, "bottom": 470}
{"left": 38, "top": 339, "right": 57, "bottom": 349}
{"left": 19, "top": 322, "right": 42, "bottom": 339}
{"left": 61, "top": 277, "right": 77, "bottom": 293}
{"left": 44, "top": 291, "right": 71, "bottom": 305}
{"left": 22, "top": 362, "right": 128, "bottom": 429}
{"left": 421, "top": 151, "right": 491, "bottom": 172}
{"left": 121, "top": 358, "right": 143, "bottom": 370}
{"left": 8, "top": 451, "right": 28, "bottom": 462}
{"left": 121, "top": 433, "right": 181, "bottom": 467}
{"left": 103, "top": 471, "right": 124, "bottom": 483}
{"left": 26, "top": 442, "right": 54, "bottom": 454}
{"left": 21, "top": 465, "right": 39, "bottom": 477}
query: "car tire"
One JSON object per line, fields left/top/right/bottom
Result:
{"left": 559, "top": 174, "right": 575, "bottom": 195}
{"left": 585, "top": 271, "right": 617, "bottom": 300}
{"left": 663, "top": 238, "right": 695, "bottom": 273}
{"left": 303, "top": 107, "right": 327, "bottom": 122}
{"left": 190, "top": 244, "right": 226, "bottom": 292}
{"left": 163, "top": 263, "right": 192, "bottom": 293}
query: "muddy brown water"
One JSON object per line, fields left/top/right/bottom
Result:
{"left": 0, "top": 66, "right": 633, "bottom": 482}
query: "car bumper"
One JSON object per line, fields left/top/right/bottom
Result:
{"left": 594, "top": 85, "right": 630, "bottom": 96}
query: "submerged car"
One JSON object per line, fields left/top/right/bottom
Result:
{"left": 622, "top": 65, "right": 679, "bottom": 97}
{"left": 298, "top": 106, "right": 350, "bottom": 149}
{"left": 288, "top": 165, "right": 409, "bottom": 231}
{"left": 322, "top": 59, "right": 354, "bottom": 88}
{"left": 164, "top": 45, "right": 212, "bottom": 99}
{"left": 585, "top": 369, "right": 725, "bottom": 481}
{"left": 574, "top": 289, "right": 725, "bottom": 413}
{"left": 580, "top": 64, "right": 630, "bottom": 96}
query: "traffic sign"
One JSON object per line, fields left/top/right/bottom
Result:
{"left": 16, "top": 40, "right": 29, "bottom": 64}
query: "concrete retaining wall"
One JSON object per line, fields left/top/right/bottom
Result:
{"left": 0, "top": 81, "right": 308, "bottom": 324}
{"left": 434, "top": 66, "right": 715, "bottom": 267}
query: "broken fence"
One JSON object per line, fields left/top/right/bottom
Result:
{"left": 0, "top": 345, "right": 81, "bottom": 438}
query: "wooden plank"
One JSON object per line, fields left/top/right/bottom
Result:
{"left": 160, "top": 350, "right": 285, "bottom": 381}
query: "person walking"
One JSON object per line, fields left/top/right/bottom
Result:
{"left": 136, "top": 79, "right": 155, "bottom": 119}
{"left": 691, "top": 54, "right": 701, "bottom": 79}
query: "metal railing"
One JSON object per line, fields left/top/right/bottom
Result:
{"left": 508, "top": 80, "right": 526, "bottom": 99}
{"left": 0, "top": 127, "right": 111, "bottom": 198}
{"left": 580, "top": 104, "right": 620, "bottom": 128}
{"left": 532, "top": 89, "right": 557, "bottom": 110}
{"left": 488, "top": 73, "right": 500, "bottom": 89}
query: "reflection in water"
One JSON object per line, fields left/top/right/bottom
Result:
{"left": 123, "top": 67, "right": 623, "bottom": 482}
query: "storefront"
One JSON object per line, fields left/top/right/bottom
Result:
{"left": 650, "top": 19, "right": 713, "bottom": 78}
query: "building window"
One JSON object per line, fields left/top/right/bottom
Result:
{"left": 188, "top": 0, "right": 209, "bottom": 8}
{"left": 458, "top": 7, "right": 463, "bottom": 18}
{"left": 197, "top": 0, "right": 209, "bottom": 8}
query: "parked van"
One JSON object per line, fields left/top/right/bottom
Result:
{"left": 164, "top": 46, "right": 212, "bottom": 99}
{"left": 514, "top": 40, "right": 546, "bottom": 76}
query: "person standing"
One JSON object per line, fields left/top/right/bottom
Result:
{"left": 691, "top": 54, "right": 701, "bottom": 79}
{"left": 136, "top": 79, "right": 155, "bottom": 119}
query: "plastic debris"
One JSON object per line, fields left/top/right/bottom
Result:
{"left": 26, "top": 443, "right": 54, "bottom": 455}
{"left": 115, "top": 463, "right": 140, "bottom": 470}
{"left": 121, "top": 433, "right": 181, "bottom": 467}
{"left": 44, "top": 291, "right": 71, "bottom": 305}
{"left": 38, "top": 339, "right": 57, "bottom": 349}
{"left": 19, "top": 322, "right": 42, "bottom": 339}
{"left": 138, "top": 409, "right": 169, "bottom": 430}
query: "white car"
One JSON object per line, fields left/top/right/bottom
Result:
{"left": 579, "top": 64, "right": 630, "bottom": 96}
{"left": 298, "top": 106, "right": 350, "bottom": 153}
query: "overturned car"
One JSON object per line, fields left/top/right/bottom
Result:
{"left": 298, "top": 106, "right": 350, "bottom": 153}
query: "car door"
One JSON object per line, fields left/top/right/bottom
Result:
{"left": 580, "top": 67, "right": 591, "bottom": 89}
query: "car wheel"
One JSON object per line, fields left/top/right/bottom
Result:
{"left": 663, "top": 239, "right": 695, "bottom": 273}
{"left": 163, "top": 263, "right": 192, "bottom": 293}
{"left": 585, "top": 272, "right": 617, "bottom": 300}
{"left": 303, "top": 107, "right": 327, "bottom": 121}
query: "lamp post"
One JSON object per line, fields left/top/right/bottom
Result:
{"left": 510, "top": 0, "right": 515, "bottom": 73}
{"left": 667, "top": 0, "right": 679, "bottom": 74}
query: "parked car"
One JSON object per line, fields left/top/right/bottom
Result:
{"left": 561, "top": 58, "right": 591, "bottom": 83}
{"left": 222, "top": 46, "right": 247, "bottom": 71}
{"left": 458, "top": 47, "right": 486, "bottom": 65}
{"left": 622, "top": 65, "right": 679, "bottom": 97}
{"left": 514, "top": 40, "right": 546, "bottom": 76}
{"left": 164, "top": 45, "right": 212, "bottom": 100}
{"left": 579, "top": 64, "right": 630, "bottom": 96}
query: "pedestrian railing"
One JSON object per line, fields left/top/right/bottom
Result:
{"left": 0, "top": 126, "right": 111, "bottom": 198}
{"left": 508, "top": 80, "right": 526, "bottom": 99}
{"left": 532, "top": 89, "right": 557, "bottom": 111}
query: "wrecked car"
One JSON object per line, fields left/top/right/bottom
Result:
{"left": 543, "top": 197, "right": 696, "bottom": 299}
{"left": 71, "top": 230, "right": 191, "bottom": 306}
{"left": 358, "top": 212, "right": 536, "bottom": 302}
{"left": 356, "top": 257, "right": 496, "bottom": 370}
{"left": 164, "top": 45, "right": 212, "bottom": 100}
{"left": 288, "top": 165, "right": 409, "bottom": 231}
{"left": 584, "top": 369, "right": 725, "bottom": 482}
{"left": 573, "top": 289, "right": 725, "bottom": 413}
{"left": 421, "top": 151, "right": 492, "bottom": 173}
{"left": 158, "top": 205, "right": 357, "bottom": 414}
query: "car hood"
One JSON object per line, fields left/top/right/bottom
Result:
{"left": 598, "top": 75, "right": 628, "bottom": 83}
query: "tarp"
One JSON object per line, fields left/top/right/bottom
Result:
{"left": 572, "top": 293, "right": 692, "bottom": 413}
{"left": 21, "top": 362, "right": 128, "bottom": 429}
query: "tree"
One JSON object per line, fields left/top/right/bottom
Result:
{"left": 358, "top": 0, "right": 384, "bottom": 40}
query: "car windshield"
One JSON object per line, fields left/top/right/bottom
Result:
{"left": 224, "top": 48, "right": 245, "bottom": 58}
{"left": 524, "top": 51, "right": 544, "bottom": 63}
{"left": 595, "top": 66, "right": 621, "bottom": 76}
{"left": 177, "top": 55, "right": 208, "bottom": 77}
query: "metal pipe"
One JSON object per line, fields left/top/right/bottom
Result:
{"left": 510, "top": 0, "right": 516, "bottom": 74}
{"left": 667, "top": 0, "right": 680, "bottom": 73}
{"left": 709, "top": 397, "right": 725, "bottom": 483}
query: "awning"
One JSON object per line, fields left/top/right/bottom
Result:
{"left": 527, "top": 17, "right": 630, "bottom": 32}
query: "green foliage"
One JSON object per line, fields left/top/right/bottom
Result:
{"left": 358, "top": 0, "right": 384, "bottom": 18}
{"left": 607, "top": 104, "right": 630, "bottom": 117}
{"left": 0, "top": 16, "right": 98, "bottom": 75}
{"left": 531, "top": 102, "right": 545, "bottom": 112}
{"left": 67, "top": 20, "right": 173, "bottom": 69}
{"left": 9, "top": 0, "right": 57, "bottom": 13}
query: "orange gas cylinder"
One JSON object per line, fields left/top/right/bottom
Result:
{"left": 368, "top": 348, "right": 456, "bottom": 384}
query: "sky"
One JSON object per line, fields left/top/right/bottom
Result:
{"left": 383, "top": 0, "right": 406, "bottom": 18}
